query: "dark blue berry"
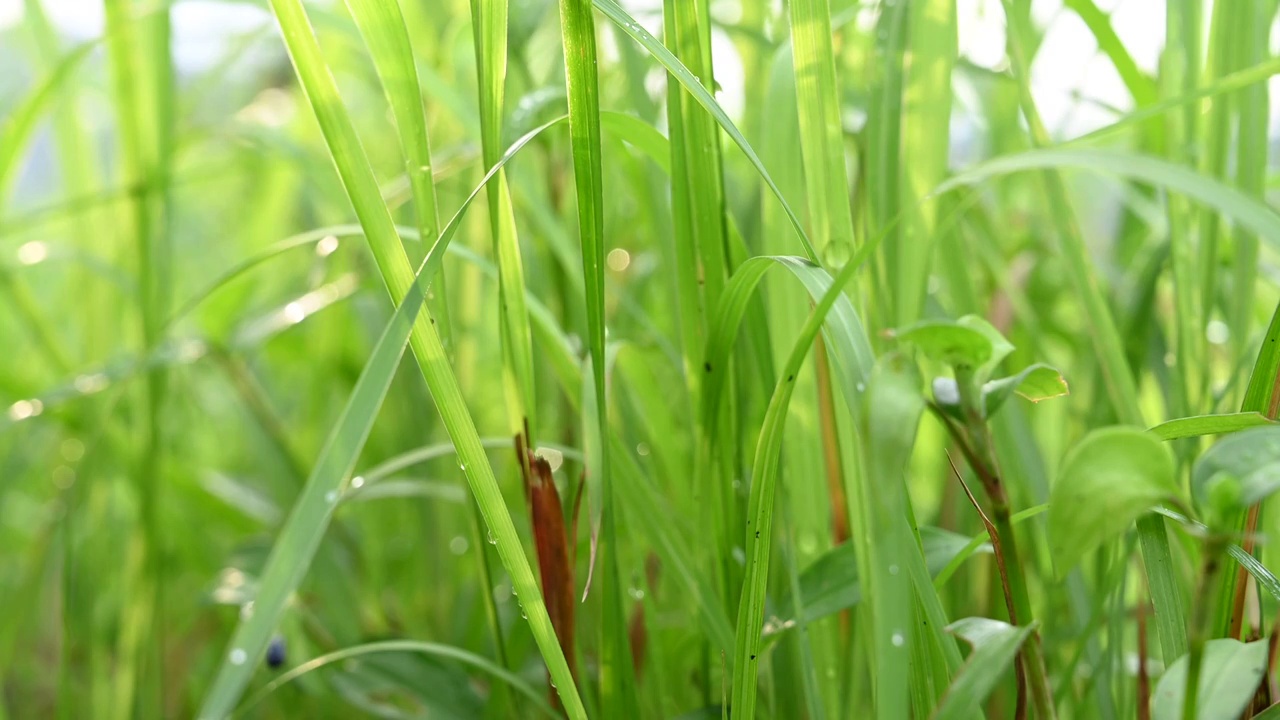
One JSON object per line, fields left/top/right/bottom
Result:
{"left": 266, "top": 636, "right": 286, "bottom": 669}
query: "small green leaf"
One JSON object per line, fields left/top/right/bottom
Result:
{"left": 893, "top": 315, "right": 1014, "bottom": 382}
{"left": 893, "top": 319, "right": 994, "bottom": 370}
{"left": 934, "top": 617, "right": 1038, "bottom": 720}
{"left": 1151, "top": 639, "right": 1269, "bottom": 720}
{"left": 958, "top": 315, "right": 1014, "bottom": 378}
{"left": 1192, "top": 426, "right": 1280, "bottom": 514}
{"left": 983, "top": 363, "right": 1069, "bottom": 416}
{"left": 1048, "top": 427, "right": 1180, "bottom": 575}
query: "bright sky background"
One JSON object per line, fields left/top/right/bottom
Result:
{"left": 0, "top": 0, "right": 1273, "bottom": 143}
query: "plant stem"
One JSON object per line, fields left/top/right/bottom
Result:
{"left": 1185, "top": 536, "right": 1227, "bottom": 720}
{"left": 954, "top": 368, "right": 1057, "bottom": 720}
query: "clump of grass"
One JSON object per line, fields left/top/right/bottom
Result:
{"left": 6, "top": 1, "right": 1280, "bottom": 719}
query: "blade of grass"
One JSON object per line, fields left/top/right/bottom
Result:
{"left": 788, "top": 0, "right": 856, "bottom": 267}
{"left": 555, "top": 0, "right": 636, "bottom": 712}
{"left": 729, "top": 247, "right": 871, "bottom": 719}
{"left": 593, "top": 0, "right": 816, "bottom": 260}
{"left": 209, "top": 3, "right": 585, "bottom": 717}
{"left": 470, "top": 0, "right": 538, "bottom": 442}
{"left": 897, "top": 0, "right": 955, "bottom": 325}
{"left": 344, "top": 0, "right": 452, "bottom": 354}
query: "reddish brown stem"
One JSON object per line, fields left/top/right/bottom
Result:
{"left": 947, "top": 452, "right": 1027, "bottom": 720}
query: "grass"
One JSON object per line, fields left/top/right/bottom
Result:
{"left": 5, "top": 0, "right": 1280, "bottom": 718}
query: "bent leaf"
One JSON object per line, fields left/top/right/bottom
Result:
{"left": 934, "top": 618, "right": 1038, "bottom": 720}
{"left": 1048, "top": 427, "right": 1179, "bottom": 575}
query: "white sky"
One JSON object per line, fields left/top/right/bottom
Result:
{"left": 0, "top": 0, "right": 1271, "bottom": 140}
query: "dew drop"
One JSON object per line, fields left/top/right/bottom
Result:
{"left": 350, "top": 475, "right": 365, "bottom": 489}
{"left": 325, "top": 490, "right": 338, "bottom": 503}
{"left": 888, "top": 564, "right": 899, "bottom": 576}
{"left": 229, "top": 648, "right": 247, "bottom": 665}
{"left": 487, "top": 531, "right": 497, "bottom": 545}
{"left": 891, "top": 632, "right": 905, "bottom": 647}
{"left": 856, "top": 382, "right": 866, "bottom": 393}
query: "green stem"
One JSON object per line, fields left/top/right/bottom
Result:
{"left": 1184, "top": 536, "right": 1226, "bottom": 720}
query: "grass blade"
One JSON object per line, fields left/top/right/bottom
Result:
{"left": 224, "top": 3, "right": 586, "bottom": 716}
{"left": 556, "top": 0, "right": 636, "bottom": 711}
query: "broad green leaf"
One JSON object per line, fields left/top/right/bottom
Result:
{"left": 1192, "top": 427, "right": 1280, "bottom": 514}
{"left": 1193, "top": 425, "right": 1280, "bottom": 488}
{"left": 1149, "top": 412, "right": 1276, "bottom": 441}
{"left": 1151, "top": 639, "right": 1269, "bottom": 720}
{"left": 933, "top": 618, "right": 1038, "bottom": 720}
{"left": 1048, "top": 427, "right": 1180, "bottom": 575}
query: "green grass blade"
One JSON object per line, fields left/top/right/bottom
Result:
{"left": 240, "top": 2, "right": 585, "bottom": 716}
{"left": 1149, "top": 413, "right": 1275, "bottom": 441}
{"left": 593, "top": 0, "right": 816, "bottom": 260}
{"left": 556, "top": 0, "right": 636, "bottom": 711}
{"left": 787, "top": 0, "right": 856, "bottom": 266}
{"left": 343, "top": 0, "right": 451, "bottom": 352}
{"left": 729, "top": 249, "right": 869, "bottom": 719}
{"left": 937, "top": 149, "right": 1280, "bottom": 250}
{"left": 198, "top": 247, "right": 436, "bottom": 718}
{"left": 897, "top": 0, "right": 956, "bottom": 324}
{"left": 470, "top": 0, "right": 538, "bottom": 440}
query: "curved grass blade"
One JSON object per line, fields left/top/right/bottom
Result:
{"left": 936, "top": 149, "right": 1280, "bottom": 252}
{"left": 1149, "top": 413, "right": 1276, "bottom": 441}
{"left": 236, "top": 2, "right": 585, "bottom": 716}
{"left": 235, "top": 640, "right": 558, "bottom": 718}
{"left": 729, "top": 250, "right": 867, "bottom": 719}
{"left": 702, "top": 255, "right": 875, "bottom": 437}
